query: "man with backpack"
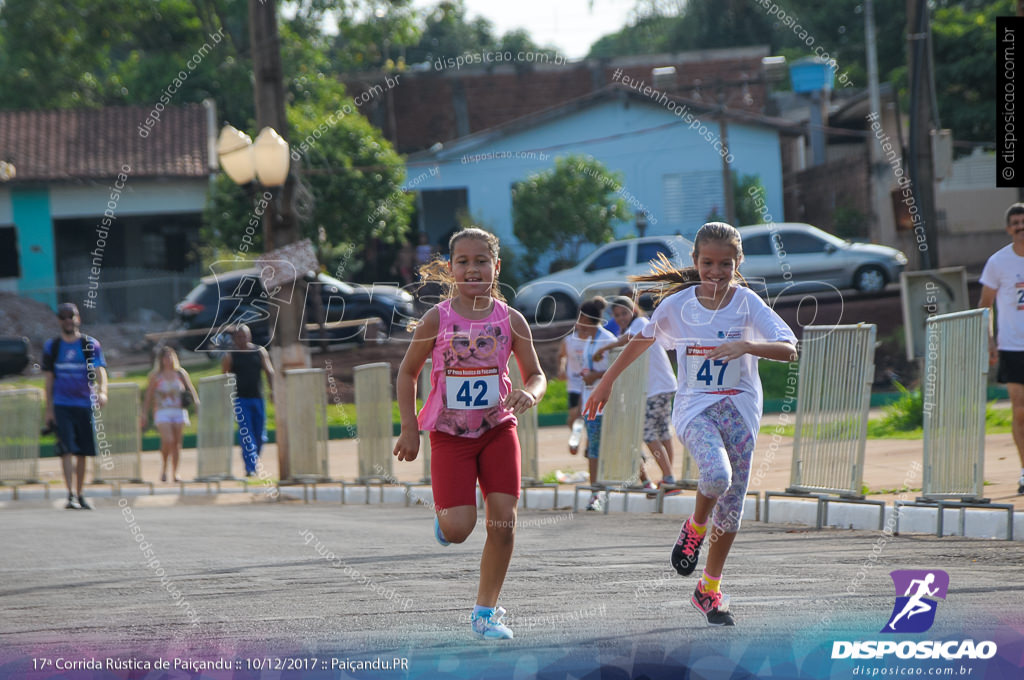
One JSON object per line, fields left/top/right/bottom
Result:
{"left": 42, "top": 302, "right": 108, "bottom": 509}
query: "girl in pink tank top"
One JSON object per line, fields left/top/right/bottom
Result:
{"left": 393, "top": 228, "right": 546, "bottom": 641}
{"left": 417, "top": 297, "right": 517, "bottom": 437}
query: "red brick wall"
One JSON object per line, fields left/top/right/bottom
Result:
{"left": 347, "top": 54, "right": 768, "bottom": 154}
{"left": 783, "top": 148, "right": 871, "bottom": 236}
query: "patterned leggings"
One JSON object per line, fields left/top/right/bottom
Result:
{"left": 681, "top": 398, "right": 754, "bottom": 533}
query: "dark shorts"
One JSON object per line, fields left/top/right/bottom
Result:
{"left": 568, "top": 392, "right": 581, "bottom": 409}
{"left": 998, "top": 351, "right": 1024, "bottom": 385}
{"left": 54, "top": 405, "right": 96, "bottom": 456}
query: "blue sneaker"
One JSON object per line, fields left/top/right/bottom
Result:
{"left": 471, "top": 607, "right": 514, "bottom": 640}
{"left": 434, "top": 516, "right": 450, "bottom": 547}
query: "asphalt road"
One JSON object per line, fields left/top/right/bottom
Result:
{"left": 1, "top": 500, "right": 1022, "bottom": 679}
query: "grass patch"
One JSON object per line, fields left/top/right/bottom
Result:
{"left": 538, "top": 379, "right": 568, "bottom": 415}
{"left": 863, "top": 485, "right": 921, "bottom": 496}
{"left": 761, "top": 405, "right": 1012, "bottom": 439}
{"left": 759, "top": 360, "right": 799, "bottom": 401}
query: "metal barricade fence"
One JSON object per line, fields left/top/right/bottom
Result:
{"left": 196, "top": 374, "right": 237, "bottom": 480}
{"left": 286, "top": 369, "right": 330, "bottom": 481}
{"left": 0, "top": 388, "right": 44, "bottom": 487}
{"left": 789, "top": 325, "right": 876, "bottom": 496}
{"left": 354, "top": 362, "right": 393, "bottom": 482}
{"left": 765, "top": 324, "right": 880, "bottom": 527}
{"left": 922, "top": 309, "right": 989, "bottom": 500}
{"left": 598, "top": 349, "right": 648, "bottom": 484}
{"left": 509, "top": 357, "right": 540, "bottom": 482}
{"left": 509, "top": 355, "right": 559, "bottom": 507}
{"left": 93, "top": 383, "right": 145, "bottom": 484}
{"left": 573, "top": 349, "right": 649, "bottom": 512}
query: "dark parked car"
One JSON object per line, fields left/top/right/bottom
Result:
{"left": 174, "top": 269, "right": 416, "bottom": 351}
{"left": 0, "top": 336, "right": 30, "bottom": 377}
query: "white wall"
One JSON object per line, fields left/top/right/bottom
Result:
{"left": 49, "top": 178, "right": 209, "bottom": 218}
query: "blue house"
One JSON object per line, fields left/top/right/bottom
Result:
{"left": 0, "top": 103, "right": 215, "bottom": 318}
{"left": 403, "top": 86, "right": 796, "bottom": 264}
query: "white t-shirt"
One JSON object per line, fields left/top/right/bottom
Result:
{"left": 979, "top": 244, "right": 1024, "bottom": 350}
{"left": 564, "top": 328, "right": 616, "bottom": 400}
{"left": 626, "top": 316, "right": 678, "bottom": 397}
{"left": 642, "top": 286, "right": 797, "bottom": 439}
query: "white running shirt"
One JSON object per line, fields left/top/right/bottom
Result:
{"left": 980, "top": 244, "right": 1024, "bottom": 350}
{"left": 642, "top": 286, "right": 797, "bottom": 439}
{"left": 564, "top": 328, "right": 616, "bottom": 401}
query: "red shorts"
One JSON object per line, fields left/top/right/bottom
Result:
{"left": 429, "top": 421, "right": 521, "bottom": 510}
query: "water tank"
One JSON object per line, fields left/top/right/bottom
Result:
{"left": 790, "top": 57, "right": 835, "bottom": 93}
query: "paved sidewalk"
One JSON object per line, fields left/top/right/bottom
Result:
{"left": 15, "top": 426, "right": 1024, "bottom": 512}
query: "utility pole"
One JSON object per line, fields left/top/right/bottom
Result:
{"left": 906, "top": 0, "right": 939, "bottom": 269}
{"left": 1017, "top": 0, "right": 1024, "bottom": 203}
{"left": 865, "top": 0, "right": 895, "bottom": 246}
{"left": 250, "top": 0, "right": 305, "bottom": 480}
{"left": 717, "top": 84, "right": 735, "bottom": 225}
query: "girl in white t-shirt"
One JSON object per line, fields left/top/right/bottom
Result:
{"left": 571, "top": 297, "right": 617, "bottom": 510}
{"left": 557, "top": 333, "right": 586, "bottom": 453}
{"left": 593, "top": 295, "right": 678, "bottom": 487}
{"left": 584, "top": 223, "right": 797, "bottom": 627}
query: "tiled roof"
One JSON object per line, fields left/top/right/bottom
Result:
{"left": 0, "top": 103, "right": 211, "bottom": 182}
{"left": 349, "top": 48, "right": 772, "bottom": 154}
{"left": 407, "top": 84, "right": 802, "bottom": 163}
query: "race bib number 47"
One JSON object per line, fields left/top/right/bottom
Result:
{"left": 445, "top": 367, "right": 501, "bottom": 409}
{"left": 685, "top": 345, "right": 741, "bottom": 391}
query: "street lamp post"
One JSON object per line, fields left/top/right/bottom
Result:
{"left": 216, "top": 122, "right": 307, "bottom": 482}
{"left": 213, "top": 0, "right": 308, "bottom": 482}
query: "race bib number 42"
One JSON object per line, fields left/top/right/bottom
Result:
{"left": 685, "top": 345, "right": 741, "bottom": 390}
{"left": 445, "top": 367, "right": 501, "bottom": 409}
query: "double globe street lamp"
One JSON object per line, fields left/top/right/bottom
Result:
{"left": 216, "top": 125, "right": 290, "bottom": 187}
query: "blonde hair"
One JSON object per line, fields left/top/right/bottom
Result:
{"left": 416, "top": 227, "right": 505, "bottom": 301}
{"left": 631, "top": 222, "right": 747, "bottom": 300}
{"left": 150, "top": 345, "right": 181, "bottom": 376}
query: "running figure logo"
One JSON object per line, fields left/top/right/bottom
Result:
{"left": 882, "top": 570, "right": 949, "bottom": 634}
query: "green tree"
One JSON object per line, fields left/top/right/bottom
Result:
{"left": 0, "top": 0, "right": 415, "bottom": 275}
{"left": 733, "top": 172, "right": 768, "bottom": 227}
{"left": 494, "top": 28, "right": 559, "bottom": 59}
{"left": 667, "top": 0, "right": 776, "bottom": 52}
{"left": 929, "top": 1, "right": 1007, "bottom": 143}
{"left": 202, "top": 74, "right": 413, "bottom": 277}
{"left": 512, "top": 155, "right": 630, "bottom": 277}
{"left": 405, "top": 0, "right": 499, "bottom": 64}
{"left": 329, "top": 0, "right": 422, "bottom": 72}
{"left": 0, "top": 0, "right": 254, "bottom": 125}
{"left": 702, "top": 172, "right": 766, "bottom": 226}
{"left": 589, "top": 0, "right": 1004, "bottom": 145}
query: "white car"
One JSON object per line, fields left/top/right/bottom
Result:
{"left": 738, "top": 223, "right": 908, "bottom": 296}
{"left": 513, "top": 235, "right": 694, "bottom": 321}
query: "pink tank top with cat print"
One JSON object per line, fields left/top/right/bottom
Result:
{"left": 417, "top": 298, "right": 516, "bottom": 438}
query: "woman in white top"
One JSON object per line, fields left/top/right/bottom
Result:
{"left": 584, "top": 223, "right": 797, "bottom": 627}
{"left": 593, "top": 295, "right": 678, "bottom": 487}
{"left": 141, "top": 346, "right": 199, "bottom": 482}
